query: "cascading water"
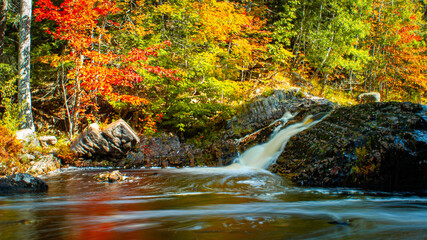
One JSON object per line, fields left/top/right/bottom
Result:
{"left": 231, "top": 113, "right": 328, "bottom": 170}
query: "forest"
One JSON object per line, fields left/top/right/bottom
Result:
{"left": 0, "top": 0, "right": 426, "bottom": 141}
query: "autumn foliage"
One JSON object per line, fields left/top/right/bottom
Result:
{"left": 0, "top": 125, "right": 23, "bottom": 176}
{"left": 34, "top": 0, "right": 177, "bottom": 135}
{"left": 3, "top": 0, "right": 423, "bottom": 138}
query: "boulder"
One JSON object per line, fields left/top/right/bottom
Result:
{"left": 70, "top": 119, "right": 139, "bottom": 159}
{"left": 270, "top": 102, "right": 427, "bottom": 191}
{"left": 358, "top": 92, "right": 381, "bottom": 103}
{"left": 94, "top": 170, "right": 127, "bottom": 182}
{"left": 15, "top": 128, "right": 40, "bottom": 148}
{"left": 0, "top": 173, "right": 48, "bottom": 194}
{"left": 39, "top": 136, "right": 58, "bottom": 148}
{"left": 28, "top": 154, "right": 61, "bottom": 175}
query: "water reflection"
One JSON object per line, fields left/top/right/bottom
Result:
{"left": 0, "top": 168, "right": 426, "bottom": 240}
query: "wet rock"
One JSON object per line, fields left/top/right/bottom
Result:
{"left": 0, "top": 173, "right": 48, "bottom": 194}
{"left": 225, "top": 89, "right": 334, "bottom": 140}
{"left": 94, "top": 170, "right": 127, "bottom": 182}
{"left": 70, "top": 119, "right": 139, "bottom": 159}
{"left": 120, "top": 131, "right": 238, "bottom": 169}
{"left": 28, "top": 154, "right": 61, "bottom": 175}
{"left": 271, "top": 102, "right": 427, "bottom": 191}
{"left": 126, "top": 133, "right": 201, "bottom": 168}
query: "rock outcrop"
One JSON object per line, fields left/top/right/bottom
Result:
{"left": 70, "top": 119, "right": 140, "bottom": 159}
{"left": 270, "top": 102, "right": 427, "bottom": 192}
{"left": 120, "top": 89, "right": 333, "bottom": 169}
{"left": 122, "top": 133, "right": 238, "bottom": 168}
{"left": 0, "top": 173, "right": 48, "bottom": 194}
{"left": 225, "top": 89, "right": 334, "bottom": 140}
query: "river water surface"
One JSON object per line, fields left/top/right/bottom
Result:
{"left": 1, "top": 167, "right": 427, "bottom": 239}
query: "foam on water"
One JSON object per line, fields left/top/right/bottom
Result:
{"left": 235, "top": 114, "right": 326, "bottom": 170}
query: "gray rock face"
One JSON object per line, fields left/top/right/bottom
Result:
{"left": 124, "top": 133, "right": 199, "bottom": 168}
{"left": 270, "top": 102, "right": 427, "bottom": 191}
{"left": 0, "top": 173, "right": 48, "bottom": 194}
{"left": 225, "top": 89, "right": 334, "bottom": 139}
{"left": 70, "top": 119, "right": 140, "bottom": 158}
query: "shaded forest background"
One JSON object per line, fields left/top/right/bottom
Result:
{"left": 0, "top": 0, "right": 426, "bottom": 140}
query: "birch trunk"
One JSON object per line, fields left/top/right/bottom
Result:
{"left": 18, "top": 0, "right": 34, "bottom": 130}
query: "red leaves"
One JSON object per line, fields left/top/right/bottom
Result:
{"left": 34, "top": 0, "right": 178, "bottom": 127}
{"left": 35, "top": 0, "right": 120, "bottom": 50}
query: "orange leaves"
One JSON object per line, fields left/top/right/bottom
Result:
{"left": 196, "top": 0, "right": 250, "bottom": 43}
{"left": 34, "top": 0, "right": 178, "bottom": 131}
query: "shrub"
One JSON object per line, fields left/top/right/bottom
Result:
{"left": 0, "top": 125, "right": 24, "bottom": 176}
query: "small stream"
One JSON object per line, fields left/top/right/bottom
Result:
{"left": 1, "top": 167, "right": 427, "bottom": 239}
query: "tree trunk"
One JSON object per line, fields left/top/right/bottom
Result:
{"left": 18, "top": 0, "right": 34, "bottom": 130}
{"left": 0, "top": 0, "right": 7, "bottom": 61}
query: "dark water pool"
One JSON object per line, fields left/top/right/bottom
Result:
{"left": 1, "top": 167, "right": 427, "bottom": 239}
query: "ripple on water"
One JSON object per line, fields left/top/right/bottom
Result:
{"left": 1, "top": 168, "right": 427, "bottom": 240}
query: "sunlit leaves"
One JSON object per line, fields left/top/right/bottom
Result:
{"left": 34, "top": 0, "right": 177, "bottom": 133}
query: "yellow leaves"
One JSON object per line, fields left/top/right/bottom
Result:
{"left": 36, "top": 54, "right": 72, "bottom": 67}
{"left": 157, "top": 3, "right": 175, "bottom": 15}
{"left": 196, "top": 0, "right": 251, "bottom": 43}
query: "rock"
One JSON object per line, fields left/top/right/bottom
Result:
{"left": 39, "top": 136, "right": 58, "bottom": 148}
{"left": 358, "top": 92, "right": 381, "bottom": 103}
{"left": 18, "top": 153, "right": 36, "bottom": 162}
{"left": 270, "top": 102, "right": 427, "bottom": 191}
{"left": 15, "top": 128, "right": 40, "bottom": 148}
{"left": 94, "top": 170, "right": 127, "bottom": 182}
{"left": 0, "top": 173, "right": 48, "bottom": 194}
{"left": 225, "top": 89, "right": 334, "bottom": 139}
{"left": 128, "top": 133, "right": 201, "bottom": 168}
{"left": 122, "top": 89, "right": 333, "bottom": 170}
{"left": 28, "top": 154, "right": 61, "bottom": 175}
{"left": 102, "top": 119, "right": 140, "bottom": 152}
{"left": 70, "top": 119, "right": 139, "bottom": 159}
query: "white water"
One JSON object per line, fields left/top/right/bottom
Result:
{"left": 232, "top": 114, "right": 325, "bottom": 170}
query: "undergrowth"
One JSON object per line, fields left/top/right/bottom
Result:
{"left": 0, "top": 125, "right": 24, "bottom": 176}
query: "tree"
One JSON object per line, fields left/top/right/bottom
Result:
{"left": 365, "top": 0, "right": 427, "bottom": 100}
{"left": 34, "top": 0, "right": 177, "bottom": 136}
{"left": 18, "top": 0, "right": 34, "bottom": 130}
{"left": 0, "top": 0, "right": 8, "bottom": 61}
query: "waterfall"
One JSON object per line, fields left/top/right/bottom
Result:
{"left": 234, "top": 112, "right": 296, "bottom": 147}
{"left": 229, "top": 113, "right": 327, "bottom": 170}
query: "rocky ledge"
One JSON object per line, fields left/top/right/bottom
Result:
{"left": 270, "top": 102, "right": 427, "bottom": 192}
{"left": 0, "top": 173, "right": 48, "bottom": 194}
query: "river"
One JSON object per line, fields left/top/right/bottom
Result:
{"left": 0, "top": 167, "right": 426, "bottom": 239}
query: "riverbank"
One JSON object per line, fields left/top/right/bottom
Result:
{"left": 2, "top": 89, "right": 427, "bottom": 193}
